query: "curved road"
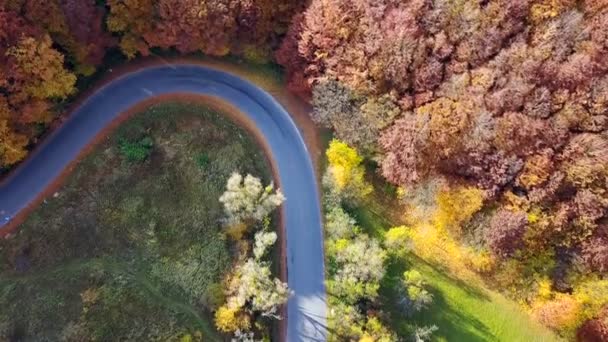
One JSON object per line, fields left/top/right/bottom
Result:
{"left": 0, "top": 65, "right": 327, "bottom": 341}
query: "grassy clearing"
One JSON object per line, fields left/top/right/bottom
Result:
{"left": 349, "top": 204, "right": 560, "bottom": 342}
{"left": 0, "top": 102, "right": 272, "bottom": 341}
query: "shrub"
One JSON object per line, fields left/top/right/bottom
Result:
{"left": 326, "top": 300, "right": 395, "bottom": 342}
{"left": 384, "top": 226, "right": 413, "bottom": 253}
{"left": 118, "top": 136, "right": 153, "bottom": 162}
{"left": 224, "top": 222, "right": 249, "bottom": 241}
{"left": 326, "top": 278, "right": 381, "bottom": 305}
{"left": 214, "top": 305, "right": 250, "bottom": 333}
{"left": 333, "top": 234, "right": 386, "bottom": 286}
{"left": 400, "top": 270, "right": 434, "bottom": 314}
{"left": 0, "top": 98, "right": 28, "bottom": 166}
{"left": 531, "top": 295, "right": 581, "bottom": 332}
{"left": 312, "top": 80, "right": 376, "bottom": 151}
{"left": 463, "top": 249, "right": 496, "bottom": 274}
{"left": 379, "top": 115, "right": 423, "bottom": 185}
{"left": 361, "top": 316, "right": 397, "bottom": 342}
{"left": 573, "top": 279, "right": 608, "bottom": 323}
{"left": 536, "top": 277, "right": 554, "bottom": 301}
{"left": 252, "top": 231, "right": 277, "bottom": 260}
{"left": 326, "top": 300, "right": 364, "bottom": 341}
{"left": 202, "top": 283, "right": 225, "bottom": 311}
{"left": 360, "top": 92, "right": 402, "bottom": 132}
{"left": 195, "top": 153, "right": 210, "bottom": 169}
{"left": 560, "top": 134, "right": 608, "bottom": 189}
{"left": 412, "top": 325, "right": 439, "bottom": 342}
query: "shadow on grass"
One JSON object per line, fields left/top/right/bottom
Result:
{"left": 381, "top": 255, "right": 497, "bottom": 341}
{"left": 385, "top": 254, "right": 490, "bottom": 302}
{"left": 416, "top": 284, "right": 496, "bottom": 342}
{"left": 412, "top": 256, "right": 490, "bottom": 303}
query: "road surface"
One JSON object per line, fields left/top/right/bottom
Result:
{"left": 0, "top": 64, "right": 327, "bottom": 341}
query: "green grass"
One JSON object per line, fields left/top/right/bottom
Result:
{"left": 349, "top": 205, "right": 561, "bottom": 342}
{"left": 0, "top": 102, "right": 272, "bottom": 341}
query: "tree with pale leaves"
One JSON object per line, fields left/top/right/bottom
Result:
{"left": 219, "top": 172, "right": 285, "bottom": 226}
{"left": 327, "top": 234, "right": 387, "bottom": 302}
{"left": 400, "top": 270, "right": 434, "bottom": 314}
{"left": 324, "top": 205, "right": 357, "bottom": 240}
{"left": 253, "top": 231, "right": 277, "bottom": 260}
{"left": 226, "top": 258, "right": 290, "bottom": 319}
{"left": 334, "top": 234, "right": 386, "bottom": 284}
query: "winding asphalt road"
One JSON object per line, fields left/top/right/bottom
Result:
{"left": 0, "top": 64, "right": 327, "bottom": 341}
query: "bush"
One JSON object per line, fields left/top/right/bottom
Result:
{"left": 225, "top": 259, "right": 290, "bottom": 318}
{"left": 326, "top": 300, "right": 396, "bottom": 342}
{"left": 118, "top": 136, "right": 153, "bottom": 162}
{"left": 400, "top": 270, "right": 434, "bottom": 314}
{"left": 531, "top": 295, "right": 581, "bottom": 332}
{"left": 573, "top": 279, "right": 608, "bottom": 323}
{"left": 463, "top": 249, "right": 496, "bottom": 273}
{"left": 214, "top": 305, "right": 250, "bottom": 333}
{"left": 202, "top": 283, "right": 225, "bottom": 311}
{"left": 311, "top": 80, "right": 376, "bottom": 152}
{"left": 224, "top": 222, "right": 249, "bottom": 241}
{"left": 412, "top": 325, "right": 439, "bottom": 342}
{"left": 195, "top": 153, "right": 210, "bottom": 169}
{"left": 384, "top": 226, "right": 414, "bottom": 253}
{"left": 330, "top": 234, "right": 387, "bottom": 302}
{"left": 326, "top": 300, "right": 365, "bottom": 341}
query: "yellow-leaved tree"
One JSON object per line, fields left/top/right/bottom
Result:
{"left": 434, "top": 185, "right": 485, "bottom": 234}
{"left": 106, "top": 0, "right": 155, "bottom": 58}
{"left": 0, "top": 98, "right": 28, "bottom": 166}
{"left": 325, "top": 139, "right": 372, "bottom": 201}
{"left": 407, "top": 185, "right": 485, "bottom": 278}
{"left": 214, "top": 305, "right": 250, "bottom": 333}
{"left": 7, "top": 35, "right": 76, "bottom": 100}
